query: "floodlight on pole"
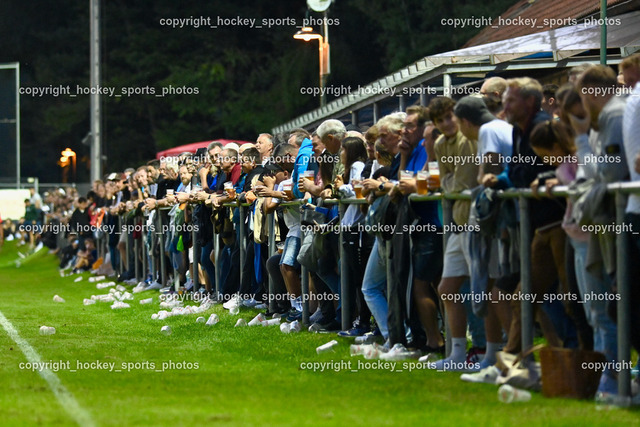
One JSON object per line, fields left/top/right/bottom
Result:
{"left": 293, "top": 25, "right": 330, "bottom": 106}
{"left": 60, "top": 148, "right": 77, "bottom": 182}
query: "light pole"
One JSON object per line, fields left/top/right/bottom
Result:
{"left": 294, "top": 22, "right": 331, "bottom": 107}
{"left": 60, "top": 148, "right": 77, "bottom": 183}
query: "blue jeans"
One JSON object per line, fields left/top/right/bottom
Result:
{"left": 572, "top": 238, "right": 617, "bottom": 378}
{"left": 461, "top": 280, "right": 486, "bottom": 348}
{"left": 362, "top": 238, "right": 389, "bottom": 339}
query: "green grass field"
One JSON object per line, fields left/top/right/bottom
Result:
{"left": 0, "top": 240, "right": 638, "bottom": 426}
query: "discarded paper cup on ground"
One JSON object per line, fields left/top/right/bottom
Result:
{"left": 248, "top": 313, "right": 266, "bottom": 326}
{"left": 111, "top": 301, "right": 130, "bottom": 309}
{"left": 206, "top": 314, "right": 219, "bottom": 326}
{"left": 280, "top": 322, "right": 291, "bottom": 333}
{"left": 74, "top": 277, "right": 83, "bottom": 283}
{"left": 316, "top": 340, "right": 339, "bottom": 354}
{"left": 235, "top": 318, "right": 247, "bottom": 327}
{"left": 261, "top": 318, "right": 281, "bottom": 327}
{"left": 289, "top": 320, "right": 302, "bottom": 333}
{"left": 83, "top": 298, "right": 95, "bottom": 306}
{"left": 498, "top": 384, "right": 531, "bottom": 403}
{"left": 160, "top": 325, "right": 172, "bottom": 336}
{"left": 229, "top": 306, "right": 240, "bottom": 315}
{"left": 53, "top": 295, "right": 65, "bottom": 303}
{"left": 140, "top": 298, "right": 153, "bottom": 305}
{"left": 350, "top": 344, "right": 370, "bottom": 356}
{"left": 39, "top": 326, "right": 56, "bottom": 336}
{"left": 196, "top": 316, "right": 206, "bottom": 323}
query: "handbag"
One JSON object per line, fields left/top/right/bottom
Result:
{"left": 300, "top": 198, "right": 329, "bottom": 226}
{"left": 495, "top": 344, "right": 544, "bottom": 391}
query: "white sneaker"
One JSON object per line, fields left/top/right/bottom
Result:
{"left": 379, "top": 343, "right": 420, "bottom": 361}
{"left": 241, "top": 298, "right": 258, "bottom": 308}
{"left": 460, "top": 365, "right": 501, "bottom": 384}
{"left": 223, "top": 295, "right": 241, "bottom": 310}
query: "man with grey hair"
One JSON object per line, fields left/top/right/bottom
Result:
{"left": 255, "top": 133, "right": 274, "bottom": 165}
{"left": 316, "top": 119, "right": 346, "bottom": 155}
{"left": 288, "top": 128, "right": 312, "bottom": 148}
{"left": 480, "top": 76, "right": 507, "bottom": 119}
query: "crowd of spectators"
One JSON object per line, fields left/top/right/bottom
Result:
{"left": 4, "top": 57, "right": 640, "bottom": 399}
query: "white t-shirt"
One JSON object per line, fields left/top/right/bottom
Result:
{"left": 274, "top": 179, "right": 301, "bottom": 238}
{"left": 478, "top": 119, "right": 513, "bottom": 168}
{"left": 339, "top": 161, "right": 365, "bottom": 226}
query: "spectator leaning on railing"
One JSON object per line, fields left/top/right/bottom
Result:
{"left": 622, "top": 53, "right": 640, "bottom": 363}
{"left": 486, "top": 77, "right": 571, "bottom": 355}
{"left": 391, "top": 105, "right": 443, "bottom": 353}
{"left": 453, "top": 95, "right": 514, "bottom": 371}
{"left": 426, "top": 96, "right": 480, "bottom": 371}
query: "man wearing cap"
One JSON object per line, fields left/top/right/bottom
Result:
{"left": 453, "top": 95, "right": 514, "bottom": 373}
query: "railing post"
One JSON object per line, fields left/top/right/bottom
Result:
{"left": 519, "top": 195, "right": 534, "bottom": 353}
{"left": 442, "top": 196, "right": 453, "bottom": 356}
{"left": 157, "top": 209, "right": 167, "bottom": 287}
{"left": 191, "top": 206, "right": 200, "bottom": 293}
{"left": 301, "top": 265, "right": 310, "bottom": 326}
{"left": 238, "top": 204, "right": 246, "bottom": 294}
{"left": 616, "top": 189, "right": 631, "bottom": 397}
{"left": 118, "top": 215, "right": 124, "bottom": 276}
{"left": 268, "top": 212, "right": 276, "bottom": 314}
{"left": 142, "top": 218, "right": 148, "bottom": 283}
{"left": 339, "top": 201, "right": 350, "bottom": 331}
{"left": 134, "top": 233, "right": 140, "bottom": 282}
{"left": 213, "top": 212, "right": 221, "bottom": 298}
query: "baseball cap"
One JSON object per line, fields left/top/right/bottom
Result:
{"left": 453, "top": 96, "right": 496, "bottom": 126}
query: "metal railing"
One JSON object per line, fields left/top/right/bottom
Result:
{"left": 97, "top": 180, "right": 638, "bottom": 398}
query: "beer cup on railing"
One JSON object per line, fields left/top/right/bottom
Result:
{"left": 282, "top": 182, "right": 294, "bottom": 200}
{"left": 224, "top": 182, "right": 236, "bottom": 199}
{"left": 427, "top": 162, "right": 440, "bottom": 191}
{"left": 416, "top": 171, "right": 429, "bottom": 195}
{"left": 400, "top": 170, "right": 414, "bottom": 183}
{"left": 352, "top": 179, "right": 364, "bottom": 199}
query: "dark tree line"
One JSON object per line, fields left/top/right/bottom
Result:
{"left": 0, "top": 0, "right": 513, "bottom": 182}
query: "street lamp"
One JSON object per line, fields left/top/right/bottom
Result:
{"left": 60, "top": 148, "right": 77, "bottom": 183}
{"left": 294, "top": 23, "right": 330, "bottom": 106}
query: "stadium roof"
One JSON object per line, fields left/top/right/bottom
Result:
{"left": 272, "top": 8, "right": 640, "bottom": 135}
{"left": 464, "top": 0, "right": 633, "bottom": 47}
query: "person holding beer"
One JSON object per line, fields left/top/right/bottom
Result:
{"left": 333, "top": 136, "right": 373, "bottom": 337}
{"left": 392, "top": 105, "right": 444, "bottom": 353}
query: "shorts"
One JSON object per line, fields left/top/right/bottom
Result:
{"left": 279, "top": 236, "right": 301, "bottom": 269}
{"left": 442, "top": 232, "right": 471, "bottom": 278}
{"left": 412, "top": 231, "right": 443, "bottom": 282}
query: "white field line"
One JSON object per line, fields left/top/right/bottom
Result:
{"left": 0, "top": 310, "right": 95, "bottom": 427}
